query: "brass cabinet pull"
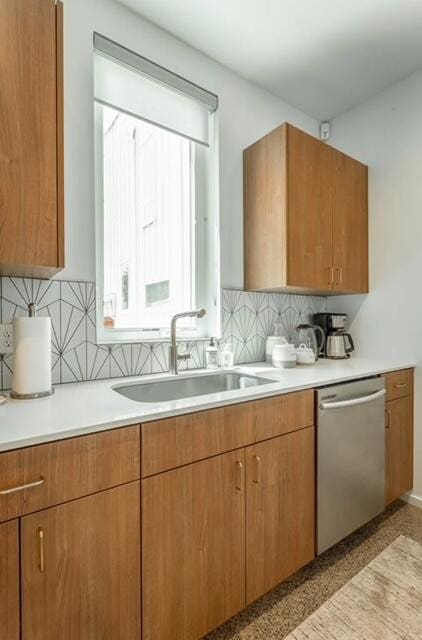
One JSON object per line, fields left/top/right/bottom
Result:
{"left": 394, "top": 383, "right": 407, "bottom": 389}
{"left": 235, "top": 461, "right": 244, "bottom": 492}
{"left": 38, "top": 528, "right": 45, "bottom": 573}
{"left": 253, "top": 455, "right": 261, "bottom": 484}
{"left": 385, "top": 409, "right": 392, "bottom": 429}
{"left": 0, "top": 477, "right": 44, "bottom": 496}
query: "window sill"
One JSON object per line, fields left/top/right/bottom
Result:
{"left": 96, "top": 327, "right": 211, "bottom": 345}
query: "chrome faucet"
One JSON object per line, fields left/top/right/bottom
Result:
{"left": 169, "top": 309, "right": 206, "bottom": 375}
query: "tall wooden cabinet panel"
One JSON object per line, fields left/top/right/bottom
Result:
{"left": 142, "top": 450, "right": 246, "bottom": 640}
{"left": 0, "top": 0, "right": 64, "bottom": 277}
{"left": 287, "top": 125, "right": 333, "bottom": 290}
{"left": 332, "top": 150, "right": 368, "bottom": 293}
{"left": 244, "top": 122, "right": 368, "bottom": 294}
{"left": 21, "top": 482, "right": 141, "bottom": 640}
{"left": 0, "top": 520, "right": 20, "bottom": 640}
{"left": 386, "top": 395, "right": 414, "bottom": 504}
{"left": 245, "top": 427, "right": 315, "bottom": 604}
{"left": 243, "top": 124, "right": 288, "bottom": 291}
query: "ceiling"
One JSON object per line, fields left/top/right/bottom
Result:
{"left": 117, "top": 0, "right": 422, "bottom": 120}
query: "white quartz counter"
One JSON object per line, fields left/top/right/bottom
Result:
{"left": 0, "top": 358, "right": 415, "bottom": 452}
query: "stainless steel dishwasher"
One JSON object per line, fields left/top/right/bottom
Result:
{"left": 317, "top": 376, "right": 386, "bottom": 554}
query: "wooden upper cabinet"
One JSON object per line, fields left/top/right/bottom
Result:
{"left": 287, "top": 125, "right": 333, "bottom": 291}
{"left": 332, "top": 150, "right": 368, "bottom": 293}
{"left": 244, "top": 122, "right": 368, "bottom": 295}
{"left": 244, "top": 124, "right": 288, "bottom": 291}
{"left": 0, "top": 0, "right": 64, "bottom": 277}
{"left": 0, "top": 520, "right": 20, "bottom": 640}
{"left": 21, "top": 482, "right": 141, "bottom": 640}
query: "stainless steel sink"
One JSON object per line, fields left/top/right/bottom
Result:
{"left": 113, "top": 371, "right": 274, "bottom": 403}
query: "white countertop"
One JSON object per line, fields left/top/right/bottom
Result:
{"left": 0, "top": 358, "right": 415, "bottom": 452}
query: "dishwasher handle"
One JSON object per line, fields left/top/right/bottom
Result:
{"left": 320, "top": 388, "right": 386, "bottom": 410}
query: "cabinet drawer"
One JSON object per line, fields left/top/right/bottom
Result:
{"left": 141, "top": 391, "right": 314, "bottom": 477}
{"left": 0, "top": 426, "right": 140, "bottom": 523}
{"left": 384, "top": 369, "right": 413, "bottom": 401}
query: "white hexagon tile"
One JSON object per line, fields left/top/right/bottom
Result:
{"left": 0, "top": 278, "right": 326, "bottom": 390}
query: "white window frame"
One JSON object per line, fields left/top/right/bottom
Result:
{"left": 94, "top": 44, "right": 220, "bottom": 344}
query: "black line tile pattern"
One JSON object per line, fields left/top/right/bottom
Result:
{"left": 0, "top": 277, "right": 326, "bottom": 390}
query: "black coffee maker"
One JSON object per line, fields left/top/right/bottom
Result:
{"left": 313, "top": 313, "right": 355, "bottom": 359}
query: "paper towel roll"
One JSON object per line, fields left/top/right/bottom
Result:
{"left": 12, "top": 316, "right": 52, "bottom": 397}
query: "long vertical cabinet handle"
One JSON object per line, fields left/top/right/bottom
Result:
{"left": 385, "top": 409, "right": 392, "bottom": 429}
{"left": 38, "top": 528, "right": 45, "bottom": 573}
{"left": 328, "top": 267, "right": 334, "bottom": 286}
{"left": 235, "top": 461, "right": 244, "bottom": 492}
{"left": 253, "top": 455, "right": 261, "bottom": 484}
{"left": 335, "top": 267, "right": 343, "bottom": 286}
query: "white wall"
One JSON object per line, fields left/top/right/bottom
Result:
{"left": 62, "top": 0, "right": 318, "bottom": 286}
{"left": 327, "top": 69, "right": 422, "bottom": 499}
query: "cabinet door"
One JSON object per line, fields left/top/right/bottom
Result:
{"left": 21, "top": 482, "right": 141, "bottom": 640}
{"left": 386, "top": 396, "right": 414, "bottom": 504}
{"left": 332, "top": 150, "right": 368, "bottom": 293}
{"left": 287, "top": 125, "right": 333, "bottom": 291}
{"left": 0, "top": 0, "right": 63, "bottom": 275}
{"left": 0, "top": 520, "right": 20, "bottom": 640}
{"left": 142, "top": 450, "right": 246, "bottom": 640}
{"left": 246, "top": 427, "right": 315, "bottom": 604}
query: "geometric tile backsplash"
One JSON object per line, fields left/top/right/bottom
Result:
{"left": 0, "top": 277, "right": 326, "bottom": 391}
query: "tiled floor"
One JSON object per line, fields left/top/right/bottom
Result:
{"left": 206, "top": 501, "right": 422, "bottom": 639}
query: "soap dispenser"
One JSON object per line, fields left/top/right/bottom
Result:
{"left": 205, "top": 337, "right": 219, "bottom": 369}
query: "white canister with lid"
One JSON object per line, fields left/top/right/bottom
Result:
{"left": 272, "top": 339, "right": 297, "bottom": 368}
{"left": 265, "top": 336, "right": 287, "bottom": 363}
{"left": 295, "top": 343, "right": 316, "bottom": 365}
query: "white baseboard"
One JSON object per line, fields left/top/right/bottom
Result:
{"left": 402, "top": 492, "right": 422, "bottom": 509}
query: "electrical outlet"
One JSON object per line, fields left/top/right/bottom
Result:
{"left": 0, "top": 324, "right": 14, "bottom": 354}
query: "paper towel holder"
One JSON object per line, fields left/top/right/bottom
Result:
{"left": 10, "top": 303, "right": 55, "bottom": 400}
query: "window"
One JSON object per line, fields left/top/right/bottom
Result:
{"left": 94, "top": 34, "right": 220, "bottom": 342}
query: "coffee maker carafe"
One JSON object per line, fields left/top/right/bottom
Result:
{"left": 313, "top": 313, "right": 355, "bottom": 359}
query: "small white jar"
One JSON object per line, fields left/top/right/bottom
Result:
{"left": 296, "top": 343, "right": 316, "bottom": 365}
{"left": 272, "top": 340, "right": 297, "bottom": 368}
{"left": 265, "top": 336, "right": 287, "bottom": 363}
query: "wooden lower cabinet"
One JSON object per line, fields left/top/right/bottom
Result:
{"left": 386, "top": 395, "right": 414, "bottom": 504}
{"left": 142, "top": 426, "right": 316, "bottom": 639}
{"left": 21, "top": 482, "right": 141, "bottom": 640}
{"left": 0, "top": 520, "right": 20, "bottom": 640}
{"left": 142, "top": 450, "right": 246, "bottom": 640}
{"left": 245, "top": 427, "right": 315, "bottom": 603}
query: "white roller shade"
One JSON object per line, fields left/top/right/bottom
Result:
{"left": 94, "top": 35, "right": 218, "bottom": 147}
